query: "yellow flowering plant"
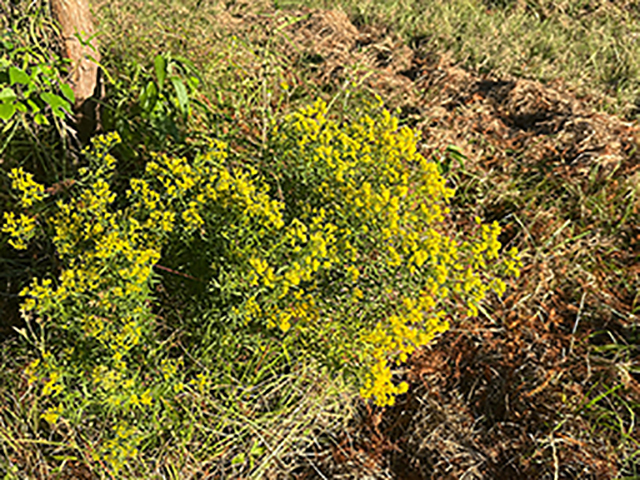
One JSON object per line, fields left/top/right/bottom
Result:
{"left": 2, "top": 130, "right": 290, "bottom": 472}
{"left": 1, "top": 96, "right": 520, "bottom": 473}
{"left": 149, "top": 97, "right": 521, "bottom": 407}
{"left": 2, "top": 133, "right": 189, "bottom": 472}
{"left": 256, "top": 98, "right": 522, "bottom": 405}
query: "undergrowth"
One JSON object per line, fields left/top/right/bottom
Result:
{"left": 281, "top": 0, "right": 640, "bottom": 119}
{"left": 1, "top": 84, "right": 518, "bottom": 473}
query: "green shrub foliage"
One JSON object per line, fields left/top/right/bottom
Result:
{"left": 1, "top": 99, "right": 520, "bottom": 471}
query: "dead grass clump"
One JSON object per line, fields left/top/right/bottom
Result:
{"left": 282, "top": 9, "right": 414, "bottom": 98}
{"left": 406, "top": 52, "right": 639, "bottom": 174}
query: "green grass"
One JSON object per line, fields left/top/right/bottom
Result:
{"left": 279, "top": 0, "right": 640, "bottom": 118}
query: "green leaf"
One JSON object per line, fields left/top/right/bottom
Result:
{"left": 41, "top": 92, "right": 70, "bottom": 110}
{"left": 172, "top": 55, "right": 199, "bottom": 76}
{"left": 34, "top": 113, "right": 49, "bottom": 125}
{"left": 59, "top": 83, "right": 75, "bottom": 104}
{"left": 188, "top": 75, "right": 200, "bottom": 89}
{"left": 445, "top": 145, "right": 466, "bottom": 169}
{"left": 0, "top": 87, "right": 17, "bottom": 102}
{"left": 25, "top": 81, "right": 38, "bottom": 97}
{"left": 231, "top": 452, "right": 245, "bottom": 465}
{"left": 27, "top": 99, "right": 40, "bottom": 114}
{"left": 434, "top": 152, "right": 451, "bottom": 176}
{"left": 40, "top": 91, "right": 58, "bottom": 107}
{"left": 41, "top": 92, "right": 72, "bottom": 118}
{"left": 1, "top": 120, "right": 15, "bottom": 135}
{"left": 170, "top": 76, "right": 188, "bottom": 116}
{"left": 0, "top": 102, "right": 16, "bottom": 121}
{"left": 154, "top": 54, "right": 167, "bottom": 89}
{"left": 142, "top": 81, "right": 158, "bottom": 111}
{"left": 9, "top": 66, "right": 30, "bottom": 85}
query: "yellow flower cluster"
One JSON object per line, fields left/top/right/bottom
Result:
{"left": 3, "top": 96, "right": 521, "bottom": 469}
{"left": 505, "top": 246, "right": 523, "bottom": 277}
{"left": 101, "top": 422, "right": 140, "bottom": 472}
{"left": 143, "top": 142, "right": 285, "bottom": 234}
{"left": 267, "top": 99, "right": 519, "bottom": 406}
{"left": 3, "top": 133, "right": 188, "bottom": 469}
{"left": 1, "top": 211, "right": 38, "bottom": 249}
{"left": 42, "top": 403, "right": 64, "bottom": 425}
{"left": 1, "top": 167, "right": 48, "bottom": 249}
{"left": 4, "top": 131, "right": 300, "bottom": 469}
{"left": 8, "top": 167, "right": 47, "bottom": 207}
{"left": 360, "top": 360, "right": 409, "bottom": 407}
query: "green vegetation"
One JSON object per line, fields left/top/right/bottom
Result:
{"left": 1, "top": 0, "right": 638, "bottom": 478}
{"left": 285, "top": 0, "right": 640, "bottom": 117}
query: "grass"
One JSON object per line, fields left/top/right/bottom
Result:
{"left": 0, "top": 337, "right": 355, "bottom": 478}
{"left": 0, "top": 0, "right": 638, "bottom": 477}
{"left": 279, "top": 0, "right": 640, "bottom": 118}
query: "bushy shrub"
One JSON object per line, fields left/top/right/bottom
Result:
{"left": 0, "top": 17, "right": 77, "bottom": 177}
{"left": 261, "top": 98, "right": 521, "bottom": 405}
{"left": 1, "top": 98, "right": 520, "bottom": 472}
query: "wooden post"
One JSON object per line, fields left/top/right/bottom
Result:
{"left": 49, "top": 0, "right": 101, "bottom": 143}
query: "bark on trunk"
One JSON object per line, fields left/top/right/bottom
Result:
{"left": 50, "top": 0, "right": 101, "bottom": 143}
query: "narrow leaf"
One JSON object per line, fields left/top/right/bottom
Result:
{"left": 27, "top": 99, "right": 40, "bottom": 114}
{"left": 445, "top": 144, "right": 467, "bottom": 168}
{"left": 154, "top": 54, "right": 167, "bottom": 89}
{"left": 170, "top": 76, "right": 188, "bottom": 116}
{"left": 59, "top": 83, "right": 75, "bottom": 104}
{"left": 41, "top": 92, "right": 72, "bottom": 119}
{"left": 41, "top": 92, "right": 71, "bottom": 112}
{"left": 40, "top": 91, "right": 60, "bottom": 108}
{"left": 145, "top": 81, "right": 157, "bottom": 107}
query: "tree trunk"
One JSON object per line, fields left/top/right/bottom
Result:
{"left": 49, "top": 0, "right": 101, "bottom": 143}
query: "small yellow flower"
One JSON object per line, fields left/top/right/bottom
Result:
{"left": 41, "top": 404, "right": 63, "bottom": 425}
{"left": 140, "top": 389, "right": 153, "bottom": 406}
